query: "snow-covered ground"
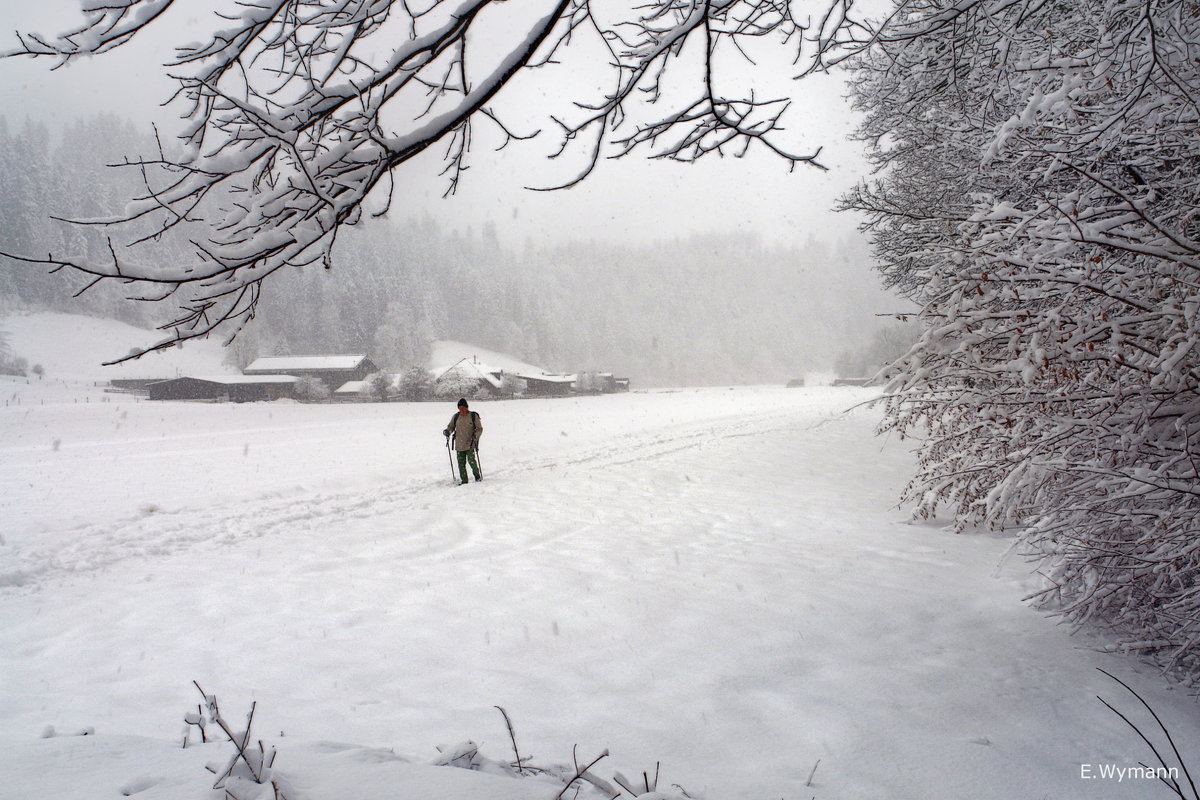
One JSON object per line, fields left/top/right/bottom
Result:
{"left": 2, "top": 319, "right": 1198, "bottom": 800}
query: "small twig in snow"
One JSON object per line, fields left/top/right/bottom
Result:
{"left": 495, "top": 705, "right": 529, "bottom": 774}
{"left": 1097, "top": 668, "right": 1197, "bottom": 799}
{"left": 555, "top": 746, "right": 610, "bottom": 800}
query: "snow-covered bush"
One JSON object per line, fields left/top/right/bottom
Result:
{"left": 845, "top": 0, "right": 1200, "bottom": 678}
{"left": 293, "top": 376, "right": 331, "bottom": 404}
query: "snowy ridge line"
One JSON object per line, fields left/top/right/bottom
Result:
{"left": 0, "top": 403, "right": 865, "bottom": 592}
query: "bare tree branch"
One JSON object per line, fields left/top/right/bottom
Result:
{"left": 2, "top": 0, "right": 874, "bottom": 358}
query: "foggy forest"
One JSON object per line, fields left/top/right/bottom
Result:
{"left": 0, "top": 113, "right": 895, "bottom": 387}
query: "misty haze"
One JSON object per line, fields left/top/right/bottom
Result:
{"left": 1, "top": 115, "right": 895, "bottom": 386}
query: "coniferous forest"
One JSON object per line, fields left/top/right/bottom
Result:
{"left": 0, "top": 114, "right": 894, "bottom": 386}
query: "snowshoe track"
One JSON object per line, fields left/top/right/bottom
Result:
{"left": 1, "top": 404, "right": 852, "bottom": 590}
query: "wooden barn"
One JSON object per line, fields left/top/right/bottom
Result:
{"left": 108, "top": 377, "right": 169, "bottom": 396}
{"left": 147, "top": 375, "right": 297, "bottom": 402}
{"left": 244, "top": 355, "right": 378, "bottom": 389}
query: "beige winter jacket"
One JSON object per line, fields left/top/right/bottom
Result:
{"left": 445, "top": 410, "right": 482, "bottom": 452}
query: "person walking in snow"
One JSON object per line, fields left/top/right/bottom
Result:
{"left": 443, "top": 398, "right": 483, "bottom": 484}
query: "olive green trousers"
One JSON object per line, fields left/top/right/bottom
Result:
{"left": 456, "top": 450, "right": 480, "bottom": 482}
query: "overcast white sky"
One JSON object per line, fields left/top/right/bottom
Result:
{"left": 0, "top": 1, "right": 876, "bottom": 250}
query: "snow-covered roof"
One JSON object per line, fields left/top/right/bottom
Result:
{"left": 153, "top": 375, "right": 298, "bottom": 385}
{"left": 429, "top": 341, "right": 552, "bottom": 377}
{"left": 245, "top": 355, "right": 369, "bottom": 372}
{"left": 335, "top": 381, "right": 366, "bottom": 394}
{"left": 517, "top": 372, "right": 576, "bottom": 384}
{"left": 435, "top": 359, "right": 504, "bottom": 389}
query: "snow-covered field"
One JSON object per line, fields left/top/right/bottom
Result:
{"left": 2, "top": 319, "right": 1198, "bottom": 800}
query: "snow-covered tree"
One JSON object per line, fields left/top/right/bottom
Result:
{"left": 435, "top": 363, "right": 489, "bottom": 399}
{"left": 360, "top": 371, "right": 393, "bottom": 401}
{"left": 844, "top": 0, "right": 1200, "bottom": 676}
{"left": 294, "top": 375, "right": 332, "bottom": 403}
{"left": 0, "top": 0, "right": 863, "bottom": 358}
{"left": 398, "top": 365, "right": 435, "bottom": 401}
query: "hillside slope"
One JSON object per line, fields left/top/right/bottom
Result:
{"left": 3, "top": 312, "right": 234, "bottom": 382}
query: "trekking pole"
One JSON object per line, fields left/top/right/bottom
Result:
{"left": 474, "top": 447, "right": 483, "bottom": 480}
{"left": 446, "top": 435, "right": 457, "bottom": 484}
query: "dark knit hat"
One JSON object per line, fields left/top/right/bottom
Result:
{"left": 457, "top": 398, "right": 469, "bottom": 408}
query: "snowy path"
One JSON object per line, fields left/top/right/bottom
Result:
{"left": 2, "top": 386, "right": 1198, "bottom": 799}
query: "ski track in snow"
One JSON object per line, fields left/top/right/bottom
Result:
{"left": 0, "top": 404, "right": 830, "bottom": 589}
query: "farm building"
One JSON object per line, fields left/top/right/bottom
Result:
{"left": 432, "top": 359, "right": 627, "bottom": 399}
{"left": 520, "top": 372, "right": 577, "bottom": 397}
{"left": 575, "top": 371, "right": 630, "bottom": 394}
{"left": 108, "top": 377, "right": 170, "bottom": 395}
{"left": 244, "top": 355, "right": 379, "bottom": 389}
{"left": 333, "top": 380, "right": 367, "bottom": 402}
{"left": 147, "top": 375, "right": 297, "bottom": 402}
{"left": 430, "top": 343, "right": 626, "bottom": 399}
{"left": 332, "top": 377, "right": 394, "bottom": 402}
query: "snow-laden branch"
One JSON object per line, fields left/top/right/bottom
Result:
{"left": 0, "top": 0, "right": 177, "bottom": 66}
{"left": 843, "top": 0, "right": 1200, "bottom": 678}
